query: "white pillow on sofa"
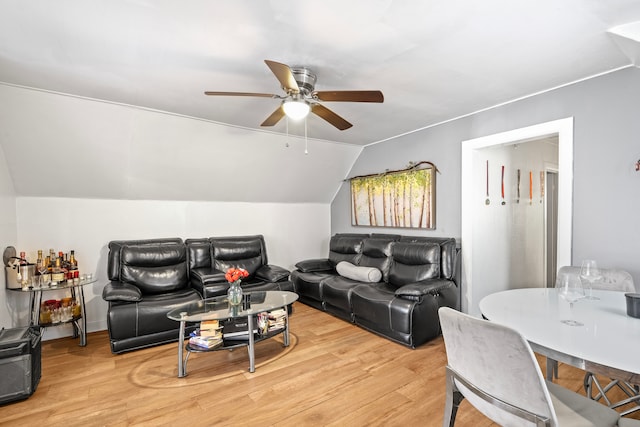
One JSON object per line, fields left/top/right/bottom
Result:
{"left": 336, "top": 261, "right": 382, "bottom": 283}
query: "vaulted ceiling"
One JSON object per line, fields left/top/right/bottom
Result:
{"left": 1, "top": 1, "right": 640, "bottom": 203}
{"left": 2, "top": 1, "right": 640, "bottom": 145}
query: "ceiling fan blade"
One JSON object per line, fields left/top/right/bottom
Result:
{"left": 264, "top": 60, "right": 300, "bottom": 94}
{"left": 261, "top": 105, "right": 286, "bottom": 127}
{"left": 311, "top": 104, "right": 352, "bottom": 130}
{"left": 204, "top": 91, "right": 278, "bottom": 98}
{"left": 313, "top": 90, "right": 384, "bottom": 103}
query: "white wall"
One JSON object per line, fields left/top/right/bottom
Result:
{"left": 14, "top": 197, "right": 330, "bottom": 339}
{"left": 471, "top": 139, "right": 558, "bottom": 312}
{"left": 0, "top": 143, "right": 22, "bottom": 329}
{"left": 332, "top": 67, "right": 640, "bottom": 312}
{"left": 0, "top": 84, "right": 362, "bottom": 204}
{"left": 0, "top": 82, "right": 357, "bottom": 338}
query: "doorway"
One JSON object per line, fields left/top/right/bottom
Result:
{"left": 461, "top": 118, "right": 574, "bottom": 316}
{"left": 546, "top": 170, "right": 559, "bottom": 288}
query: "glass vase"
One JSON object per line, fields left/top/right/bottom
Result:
{"left": 227, "top": 280, "right": 243, "bottom": 306}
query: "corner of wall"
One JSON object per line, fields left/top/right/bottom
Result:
{"left": 0, "top": 140, "right": 20, "bottom": 328}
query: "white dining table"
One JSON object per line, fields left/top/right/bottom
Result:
{"left": 479, "top": 288, "right": 640, "bottom": 387}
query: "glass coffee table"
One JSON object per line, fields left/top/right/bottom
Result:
{"left": 167, "top": 290, "right": 298, "bottom": 378}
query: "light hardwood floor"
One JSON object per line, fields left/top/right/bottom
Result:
{"left": 1, "top": 302, "right": 637, "bottom": 426}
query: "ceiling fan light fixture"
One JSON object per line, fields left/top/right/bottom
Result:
{"left": 282, "top": 99, "right": 310, "bottom": 120}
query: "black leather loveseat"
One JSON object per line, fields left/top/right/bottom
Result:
{"left": 102, "top": 235, "right": 293, "bottom": 354}
{"left": 186, "top": 235, "right": 294, "bottom": 299}
{"left": 290, "top": 233, "right": 460, "bottom": 348}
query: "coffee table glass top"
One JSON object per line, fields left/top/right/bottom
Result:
{"left": 167, "top": 290, "right": 298, "bottom": 322}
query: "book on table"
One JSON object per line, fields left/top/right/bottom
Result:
{"left": 188, "top": 320, "right": 223, "bottom": 349}
{"left": 267, "top": 309, "right": 286, "bottom": 332}
{"left": 199, "top": 319, "right": 222, "bottom": 337}
{"left": 189, "top": 335, "right": 223, "bottom": 349}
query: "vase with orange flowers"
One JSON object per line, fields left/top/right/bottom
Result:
{"left": 225, "top": 267, "right": 249, "bottom": 305}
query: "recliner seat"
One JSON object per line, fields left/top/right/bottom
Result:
{"left": 102, "top": 238, "right": 202, "bottom": 354}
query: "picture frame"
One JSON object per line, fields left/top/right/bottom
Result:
{"left": 350, "top": 162, "right": 436, "bottom": 229}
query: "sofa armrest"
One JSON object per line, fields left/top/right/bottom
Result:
{"left": 102, "top": 281, "right": 142, "bottom": 302}
{"left": 255, "top": 264, "right": 290, "bottom": 282}
{"left": 295, "top": 258, "right": 332, "bottom": 273}
{"left": 191, "top": 267, "right": 226, "bottom": 285}
{"left": 394, "top": 279, "right": 455, "bottom": 301}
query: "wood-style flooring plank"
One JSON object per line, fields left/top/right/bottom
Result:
{"left": 0, "top": 302, "right": 638, "bottom": 426}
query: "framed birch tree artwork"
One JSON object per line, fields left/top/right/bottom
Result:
{"left": 350, "top": 162, "right": 436, "bottom": 229}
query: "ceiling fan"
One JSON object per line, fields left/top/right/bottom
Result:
{"left": 204, "top": 60, "right": 384, "bottom": 131}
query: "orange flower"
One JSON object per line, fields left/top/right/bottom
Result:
{"left": 225, "top": 267, "right": 249, "bottom": 283}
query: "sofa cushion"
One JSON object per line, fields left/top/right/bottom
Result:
{"left": 185, "top": 239, "right": 211, "bottom": 270}
{"left": 329, "top": 235, "right": 364, "bottom": 267}
{"left": 120, "top": 244, "right": 188, "bottom": 295}
{"left": 336, "top": 261, "right": 382, "bottom": 283}
{"left": 359, "top": 238, "right": 395, "bottom": 282}
{"left": 212, "top": 237, "right": 263, "bottom": 276}
{"left": 388, "top": 242, "right": 440, "bottom": 287}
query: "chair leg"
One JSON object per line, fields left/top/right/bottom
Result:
{"left": 443, "top": 368, "right": 464, "bottom": 427}
{"left": 546, "top": 358, "right": 558, "bottom": 380}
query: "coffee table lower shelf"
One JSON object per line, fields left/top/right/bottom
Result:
{"left": 167, "top": 291, "right": 299, "bottom": 378}
{"left": 182, "top": 328, "right": 287, "bottom": 376}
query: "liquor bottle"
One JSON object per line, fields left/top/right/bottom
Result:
{"left": 19, "top": 251, "right": 27, "bottom": 265}
{"left": 69, "top": 250, "right": 79, "bottom": 278}
{"left": 51, "top": 255, "right": 65, "bottom": 283}
{"left": 35, "top": 250, "right": 44, "bottom": 276}
{"left": 59, "top": 251, "right": 70, "bottom": 280}
{"left": 48, "top": 249, "right": 55, "bottom": 273}
{"left": 63, "top": 253, "right": 69, "bottom": 278}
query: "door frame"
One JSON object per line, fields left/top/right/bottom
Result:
{"left": 460, "top": 117, "right": 573, "bottom": 315}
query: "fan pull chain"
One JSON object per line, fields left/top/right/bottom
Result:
{"left": 285, "top": 117, "right": 290, "bottom": 147}
{"left": 304, "top": 117, "right": 309, "bottom": 155}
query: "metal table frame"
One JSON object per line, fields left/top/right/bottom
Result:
{"left": 168, "top": 290, "right": 298, "bottom": 378}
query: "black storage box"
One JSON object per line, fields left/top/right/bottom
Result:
{"left": 0, "top": 326, "right": 41, "bottom": 405}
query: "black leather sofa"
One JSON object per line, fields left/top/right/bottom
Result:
{"left": 290, "top": 233, "right": 460, "bottom": 348}
{"left": 102, "top": 235, "right": 293, "bottom": 354}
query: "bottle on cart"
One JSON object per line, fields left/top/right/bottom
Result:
{"left": 19, "top": 251, "right": 27, "bottom": 265}
{"left": 51, "top": 255, "right": 65, "bottom": 283}
{"left": 69, "top": 250, "right": 79, "bottom": 278}
{"left": 47, "top": 249, "right": 55, "bottom": 273}
{"left": 35, "top": 250, "right": 43, "bottom": 274}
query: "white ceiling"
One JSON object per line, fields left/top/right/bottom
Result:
{"left": 2, "top": 0, "right": 640, "bottom": 146}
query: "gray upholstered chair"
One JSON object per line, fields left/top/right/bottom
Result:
{"left": 556, "top": 266, "right": 635, "bottom": 293}
{"left": 547, "top": 267, "right": 636, "bottom": 380}
{"left": 555, "top": 266, "right": 639, "bottom": 416}
{"left": 438, "top": 307, "right": 622, "bottom": 426}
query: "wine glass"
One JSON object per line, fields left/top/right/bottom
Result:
{"left": 580, "top": 260, "right": 602, "bottom": 300}
{"left": 556, "top": 273, "right": 585, "bottom": 326}
{"left": 37, "top": 261, "right": 49, "bottom": 288}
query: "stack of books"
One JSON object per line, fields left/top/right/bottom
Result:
{"left": 189, "top": 319, "right": 223, "bottom": 349}
{"left": 267, "top": 309, "right": 286, "bottom": 332}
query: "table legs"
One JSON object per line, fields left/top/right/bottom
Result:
{"left": 77, "top": 286, "right": 87, "bottom": 346}
{"left": 283, "top": 305, "right": 290, "bottom": 347}
{"left": 176, "top": 306, "right": 292, "bottom": 378}
{"left": 177, "top": 316, "right": 186, "bottom": 378}
{"left": 247, "top": 314, "right": 255, "bottom": 373}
